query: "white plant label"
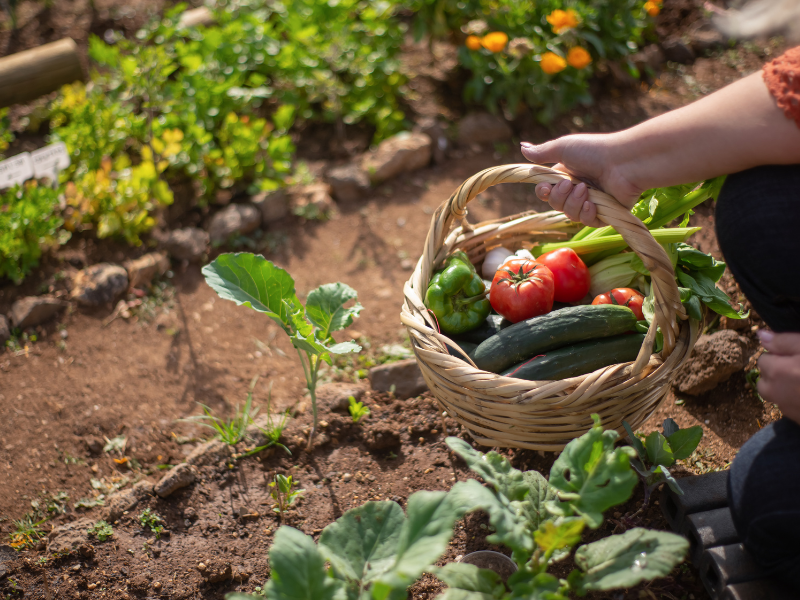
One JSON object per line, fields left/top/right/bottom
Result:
{"left": 0, "top": 153, "right": 34, "bottom": 189}
{"left": 31, "top": 142, "right": 71, "bottom": 179}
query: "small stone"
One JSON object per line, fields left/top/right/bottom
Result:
{"left": 125, "top": 252, "right": 169, "bottom": 290}
{"left": 184, "top": 507, "right": 198, "bottom": 521}
{"left": 164, "top": 227, "right": 209, "bottom": 262}
{"left": 46, "top": 519, "right": 94, "bottom": 554}
{"left": 673, "top": 330, "right": 747, "bottom": 395}
{"left": 369, "top": 359, "right": 428, "bottom": 399}
{"left": 153, "top": 581, "right": 162, "bottom": 591}
{"left": 154, "top": 463, "right": 196, "bottom": 498}
{"left": 197, "top": 563, "right": 207, "bottom": 572}
{"left": 251, "top": 189, "right": 289, "bottom": 224}
{"left": 0, "top": 544, "right": 14, "bottom": 579}
{"left": 8, "top": 296, "right": 65, "bottom": 328}
{"left": 342, "top": 473, "right": 353, "bottom": 482}
{"left": 71, "top": 264, "right": 129, "bottom": 306}
{"left": 208, "top": 204, "right": 261, "bottom": 245}
{"left": 661, "top": 38, "right": 695, "bottom": 64}
{"left": 292, "top": 182, "right": 336, "bottom": 218}
{"left": 316, "top": 382, "right": 368, "bottom": 412}
{"left": 456, "top": 113, "right": 512, "bottom": 145}
{"left": 0, "top": 315, "right": 9, "bottom": 346}
{"left": 326, "top": 163, "right": 371, "bottom": 202}
{"left": 362, "top": 132, "right": 432, "bottom": 185}
{"left": 87, "top": 583, "right": 97, "bottom": 590}
{"left": 84, "top": 435, "right": 103, "bottom": 456}
{"left": 401, "top": 258, "right": 415, "bottom": 271}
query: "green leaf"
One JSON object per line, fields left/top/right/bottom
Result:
{"left": 262, "top": 527, "right": 344, "bottom": 600}
{"left": 514, "top": 470, "right": 558, "bottom": 532}
{"left": 675, "top": 243, "right": 726, "bottom": 282}
{"left": 506, "top": 572, "right": 567, "bottom": 600}
{"left": 644, "top": 432, "right": 674, "bottom": 468}
{"left": 654, "top": 466, "right": 683, "bottom": 496}
{"left": 533, "top": 518, "right": 585, "bottom": 554}
{"left": 622, "top": 420, "right": 646, "bottom": 463}
{"left": 641, "top": 287, "right": 655, "bottom": 327}
{"left": 666, "top": 426, "right": 703, "bottom": 460}
{"left": 629, "top": 254, "right": 650, "bottom": 276}
{"left": 546, "top": 416, "right": 638, "bottom": 529}
{"left": 676, "top": 269, "right": 747, "bottom": 319}
{"left": 662, "top": 418, "right": 679, "bottom": 438}
{"left": 446, "top": 437, "right": 527, "bottom": 501}
{"left": 574, "top": 528, "right": 689, "bottom": 591}
{"left": 433, "top": 563, "right": 505, "bottom": 600}
{"left": 306, "top": 282, "right": 363, "bottom": 339}
{"left": 202, "top": 253, "right": 302, "bottom": 332}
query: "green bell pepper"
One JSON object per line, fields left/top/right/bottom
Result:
{"left": 425, "top": 251, "right": 491, "bottom": 334}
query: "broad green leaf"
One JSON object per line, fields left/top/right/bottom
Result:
{"left": 202, "top": 253, "right": 301, "bottom": 332}
{"left": 318, "top": 501, "right": 405, "bottom": 585}
{"left": 622, "top": 421, "right": 646, "bottom": 463}
{"left": 306, "top": 282, "right": 363, "bottom": 340}
{"left": 448, "top": 480, "right": 533, "bottom": 563}
{"left": 654, "top": 466, "right": 683, "bottom": 496}
{"left": 433, "top": 563, "right": 505, "bottom": 600}
{"left": 326, "top": 341, "right": 362, "bottom": 354}
{"left": 546, "top": 416, "right": 638, "bottom": 529}
{"left": 676, "top": 269, "right": 747, "bottom": 319}
{"left": 641, "top": 287, "right": 655, "bottom": 327}
{"left": 507, "top": 572, "right": 567, "bottom": 600}
{"left": 675, "top": 243, "right": 726, "bottom": 282}
{"left": 533, "top": 518, "right": 585, "bottom": 555}
{"left": 662, "top": 418, "right": 679, "bottom": 438}
{"left": 262, "top": 527, "right": 344, "bottom": 600}
{"left": 514, "top": 470, "right": 557, "bottom": 531}
{"left": 666, "top": 426, "right": 703, "bottom": 460}
{"left": 574, "top": 528, "right": 689, "bottom": 591}
{"left": 446, "top": 437, "right": 527, "bottom": 501}
{"left": 644, "top": 432, "right": 674, "bottom": 467}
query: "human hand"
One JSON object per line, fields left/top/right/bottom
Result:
{"left": 756, "top": 330, "right": 800, "bottom": 424}
{"left": 520, "top": 134, "right": 644, "bottom": 228}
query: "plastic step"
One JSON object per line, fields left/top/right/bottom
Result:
{"left": 720, "top": 579, "right": 797, "bottom": 600}
{"left": 700, "top": 543, "right": 765, "bottom": 599}
{"left": 660, "top": 469, "right": 729, "bottom": 531}
{"left": 682, "top": 507, "right": 740, "bottom": 566}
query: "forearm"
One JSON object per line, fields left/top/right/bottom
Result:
{"left": 611, "top": 71, "right": 800, "bottom": 191}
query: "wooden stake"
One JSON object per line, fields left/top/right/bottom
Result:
{"left": 0, "top": 38, "right": 84, "bottom": 108}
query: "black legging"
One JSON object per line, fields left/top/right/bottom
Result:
{"left": 715, "top": 164, "right": 800, "bottom": 590}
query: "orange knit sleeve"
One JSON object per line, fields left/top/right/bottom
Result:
{"left": 763, "top": 45, "right": 800, "bottom": 129}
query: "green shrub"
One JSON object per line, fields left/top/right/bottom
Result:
{"left": 0, "top": 182, "right": 64, "bottom": 283}
{"left": 0, "top": 108, "right": 13, "bottom": 159}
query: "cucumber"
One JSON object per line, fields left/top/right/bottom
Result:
{"left": 447, "top": 340, "right": 478, "bottom": 358}
{"left": 450, "top": 314, "right": 513, "bottom": 345}
{"left": 501, "top": 333, "right": 646, "bottom": 381}
{"left": 472, "top": 304, "right": 638, "bottom": 374}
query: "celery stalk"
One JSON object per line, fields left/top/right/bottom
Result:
{"left": 533, "top": 227, "right": 701, "bottom": 257}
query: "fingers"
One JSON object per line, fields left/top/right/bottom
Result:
{"left": 757, "top": 352, "right": 800, "bottom": 422}
{"left": 521, "top": 140, "right": 564, "bottom": 165}
{"left": 757, "top": 330, "right": 800, "bottom": 356}
{"left": 534, "top": 179, "right": 604, "bottom": 227}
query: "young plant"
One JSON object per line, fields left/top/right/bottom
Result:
{"left": 87, "top": 520, "right": 114, "bottom": 542}
{"left": 203, "top": 253, "right": 362, "bottom": 449}
{"left": 269, "top": 474, "right": 304, "bottom": 523}
{"left": 8, "top": 516, "right": 47, "bottom": 550}
{"left": 226, "top": 415, "right": 689, "bottom": 600}
{"left": 347, "top": 395, "right": 370, "bottom": 424}
{"left": 181, "top": 377, "right": 260, "bottom": 446}
{"left": 623, "top": 417, "right": 704, "bottom": 508}
{"left": 138, "top": 508, "right": 165, "bottom": 539}
{"left": 247, "top": 381, "right": 291, "bottom": 456}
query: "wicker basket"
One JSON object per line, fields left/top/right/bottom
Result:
{"left": 401, "top": 164, "right": 700, "bottom": 451}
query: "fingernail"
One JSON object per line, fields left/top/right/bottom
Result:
{"left": 520, "top": 142, "right": 534, "bottom": 150}
{"left": 757, "top": 330, "right": 774, "bottom": 345}
{"left": 582, "top": 201, "right": 591, "bottom": 213}
{"left": 540, "top": 187, "right": 550, "bottom": 197}
{"left": 557, "top": 179, "right": 571, "bottom": 191}
{"left": 576, "top": 182, "right": 587, "bottom": 195}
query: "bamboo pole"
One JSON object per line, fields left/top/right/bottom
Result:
{"left": 0, "top": 38, "right": 84, "bottom": 108}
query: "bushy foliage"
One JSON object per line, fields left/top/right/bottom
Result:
{"left": 0, "top": 108, "right": 13, "bottom": 159}
{"left": 0, "top": 182, "right": 64, "bottom": 283}
{"left": 412, "top": 0, "right": 654, "bottom": 121}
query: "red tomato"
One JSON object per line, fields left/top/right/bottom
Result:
{"left": 490, "top": 258, "right": 555, "bottom": 323}
{"left": 591, "top": 288, "right": 645, "bottom": 320}
{"left": 537, "top": 248, "right": 591, "bottom": 303}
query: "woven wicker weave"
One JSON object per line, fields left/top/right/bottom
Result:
{"left": 400, "top": 164, "right": 700, "bottom": 451}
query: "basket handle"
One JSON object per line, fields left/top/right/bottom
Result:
{"left": 421, "top": 163, "right": 686, "bottom": 367}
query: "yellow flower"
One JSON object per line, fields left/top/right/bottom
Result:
{"left": 481, "top": 31, "right": 509, "bottom": 53}
{"left": 567, "top": 46, "right": 592, "bottom": 69}
{"left": 546, "top": 9, "right": 580, "bottom": 34}
{"left": 466, "top": 35, "right": 483, "bottom": 51}
{"left": 540, "top": 52, "right": 567, "bottom": 75}
{"left": 644, "top": 0, "right": 661, "bottom": 16}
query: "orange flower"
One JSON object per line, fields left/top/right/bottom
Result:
{"left": 481, "top": 31, "right": 509, "bottom": 53}
{"left": 465, "top": 35, "right": 483, "bottom": 51}
{"left": 644, "top": 0, "right": 661, "bottom": 15}
{"left": 567, "top": 46, "right": 592, "bottom": 69}
{"left": 540, "top": 52, "right": 567, "bottom": 74}
{"left": 546, "top": 9, "right": 580, "bottom": 34}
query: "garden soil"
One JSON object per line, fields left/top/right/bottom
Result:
{"left": 0, "top": 2, "right": 789, "bottom": 598}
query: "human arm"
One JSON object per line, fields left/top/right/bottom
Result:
{"left": 756, "top": 331, "right": 800, "bottom": 424}
{"left": 521, "top": 69, "right": 800, "bottom": 227}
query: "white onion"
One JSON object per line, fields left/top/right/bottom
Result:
{"left": 482, "top": 246, "right": 513, "bottom": 278}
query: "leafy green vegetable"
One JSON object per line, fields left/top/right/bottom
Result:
{"left": 203, "top": 253, "right": 361, "bottom": 448}
{"left": 434, "top": 563, "right": 505, "bottom": 600}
